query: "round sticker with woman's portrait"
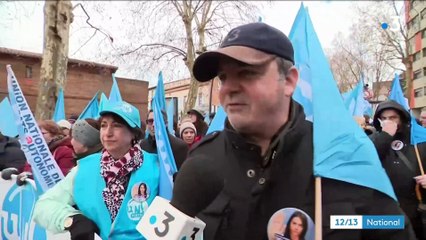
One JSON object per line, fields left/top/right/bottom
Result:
{"left": 267, "top": 208, "right": 314, "bottom": 240}
{"left": 131, "top": 182, "right": 150, "bottom": 202}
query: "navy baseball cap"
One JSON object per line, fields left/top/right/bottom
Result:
{"left": 193, "top": 22, "right": 294, "bottom": 82}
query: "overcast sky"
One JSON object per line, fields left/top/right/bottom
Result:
{"left": 0, "top": 1, "right": 370, "bottom": 86}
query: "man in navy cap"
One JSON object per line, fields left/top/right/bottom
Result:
{"left": 173, "top": 22, "right": 415, "bottom": 239}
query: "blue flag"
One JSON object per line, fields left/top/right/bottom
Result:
{"left": 7, "top": 65, "right": 65, "bottom": 193}
{"left": 389, "top": 73, "right": 409, "bottom": 111}
{"left": 98, "top": 92, "right": 109, "bottom": 114}
{"left": 153, "top": 76, "right": 177, "bottom": 200}
{"left": 341, "top": 89, "right": 353, "bottom": 102}
{"left": 206, "top": 106, "right": 227, "bottom": 134}
{"left": 156, "top": 71, "right": 167, "bottom": 112}
{"left": 78, "top": 91, "right": 100, "bottom": 120}
{"left": 52, "top": 88, "right": 66, "bottom": 122}
{"left": 411, "top": 113, "right": 426, "bottom": 145}
{"left": 344, "top": 77, "right": 372, "bottom": 117}
{"left": 0, "top": 97, "right": 19, "bottom": 137}
{"left": 166, "top": 99, "right": 175, "bottom": 136}
{"left": 289, "top": 4, "right": 396, "bottom": 200}
{"left": 109, "top": 74, "right": 123, "bottom": 103}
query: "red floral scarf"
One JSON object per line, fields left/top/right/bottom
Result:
{"left": 100, "top": 144, "right": 143, "bottom": 221}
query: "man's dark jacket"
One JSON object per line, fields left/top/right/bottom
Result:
{"left": 174, "top": 101, "right": 416, "bottom": 240}
{"left": 370, "top": 100, "right": 426, "bottom": 238}
{"left": 140, "top": 133, "right": 189, "bottom": 170}
{"left": 0, "top": 135, "right": 26, "bottom": 172}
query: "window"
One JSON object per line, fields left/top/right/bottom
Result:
{"left": 423, "top": 48, "right": 426, "bottom": 57}
{"left": 424, "top": 67, "right": 426, "bottom": 76}
{"left": 414, "top": 69, "right": 422, "bottom": 80}
{"left": 415, "top": 87, "right": 423, "bottom": 98}
{"left": 423, "top": 29, "right": 426, "bottom": 39}
{"left": 424, "top": 86, "right": 426, "bottom": 95}
{"left": 184, "top": 95, "right": 187, "bottom": 104}
{"left": 414, "top": 51, "right": 421, "bottom": 61}
{"left": 25, "top": 66, "right": 32, "bottom": 78}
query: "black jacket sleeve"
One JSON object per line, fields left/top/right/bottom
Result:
{"left": 369, "top": 132, "right": 393, "bottom": 160}
{"left": 169, "top": 134, "right": 189, "bottom": 170}
{"left": 322, "top": 178, "right": 416, "bottom": 240}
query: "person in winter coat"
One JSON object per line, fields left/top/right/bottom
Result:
{"left": 70, "top": 118, "right": 103, "bottom": 161}
{"left": 33, "top": 101, "right": 160, "bottom": 240}
{"left": 179, "top": 120, "right": 199, "bottom": 148}
{"left": 23, "top": 120, "right": 75, "bottom": 176}
{"left": 370, "top": 100, "right": 426, "bottom": 240}
{"left": 141, "top": 109, "right": 188, "bottom": 170}
{"left": 0, "top": 131, "right": 26, "bottom": 172}
{"left": 187, "top": 108, "right": 209, "bottom": 137}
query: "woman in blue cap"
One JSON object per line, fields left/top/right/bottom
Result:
{"left": 33, "top": 101, "right": 160, "bottom": 240}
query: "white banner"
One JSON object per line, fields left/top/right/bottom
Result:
{"left": 0, "top": 172, "right": 69, "bottom": 240}
{"left": 7, "top": 65, "right": 64, "bottom": 193}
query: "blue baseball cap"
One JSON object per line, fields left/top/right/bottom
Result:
{"left": 99, "top": 101, "right": 141, "bottom": 128}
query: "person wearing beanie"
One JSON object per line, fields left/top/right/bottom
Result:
{"left": 179, "top": 121, "right": 198, "bottom": 148}
{"left": 70, "top": 119, "right": 103, "bottom": 160}
{"left": 57, "top": 119, "right": 72, "bottom": 136}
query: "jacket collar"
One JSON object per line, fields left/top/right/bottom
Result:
{"left": 224, "top": 100, "right": 307, "bottom": 162}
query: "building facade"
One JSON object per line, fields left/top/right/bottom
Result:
{"left": 148, "top": 78, "right": 220, "bottom": 122}
{"left": 406, "top": 0, "right": 426, "bottom": 111}
{"left": 0, "top": 47, "right": 149, "bottom": 120}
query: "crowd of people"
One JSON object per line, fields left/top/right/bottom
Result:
{"left": 1, "top": 22, "right": 426, "bottom": 240}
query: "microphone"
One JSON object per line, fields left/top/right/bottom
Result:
{"left": 137, "top": 154, "right": 224, "bottom": 240}
{"left": 1, "top": 167, "right": 19, "bottom": 180}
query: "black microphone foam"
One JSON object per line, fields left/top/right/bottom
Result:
{"left": 1, "top": 168, "right": 19, "bottom": 180}
{"left": 171, "top": 154, "right": 224, "bottom": 217}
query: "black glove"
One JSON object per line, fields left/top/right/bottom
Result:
{"left": 68, "top": 214, "right": 100, "bottom": 240}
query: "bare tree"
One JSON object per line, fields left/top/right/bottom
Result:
{"left": 36, "top": 0, "right": 73, "bottom": 120}
{"left": 327, "top": 1, "right": 402, "bottom": 99}
{"left": 80, "top": 1, "right": 260, "bottom": 115}
{"left": 354, "top": 1, "right": 412, "bottom": 103}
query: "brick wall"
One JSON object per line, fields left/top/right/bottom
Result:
{"left": 0, "top": 51, "right": 148, "bottom": 121}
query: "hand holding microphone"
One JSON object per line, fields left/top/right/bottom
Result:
{"left": 137, "top": 154, "right": 224, "bottom": 240}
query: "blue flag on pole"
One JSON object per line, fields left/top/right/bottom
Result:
{"left": 98, "top": 92, "right": 109, "bottom": 114}
{"left": 109, "top": 74, "right": 123, "bottom": 103}
{"left": 52, "top": 88, "right": 66, "bottom": 122}
{"left": 344, "top": 77, "right": 372, "bottom": 117}
{"left": 411, "top": 113, "right": 426, "bottom": 145}
{"left": 166, "top": 99, "right": 175, "bottom": 136}
{"left": 156, "top": 71, "right": 167, "bottom": 112}
{"left": 153, "top": 76, "right": 177, "bottom": 200}
{"left": 389, "top": 73, "right": 409, "bottom": 111}
{"left": 206, "top": 106, "right": 227, "bottom": 134}
{"left": 78, "top": 91, "right": 100, "bottom": 120}
{"left": 289, "top": 4, "right": 396, "bottom": 200}
{"left": 0, "top": 97, "right": 19, "bottom": 137}
{"left": 7, "top": 65, "right": 64, "bottom": 193}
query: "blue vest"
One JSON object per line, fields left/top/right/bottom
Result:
{"left": 74, "top": 151, "right": 159, "bottom": 240}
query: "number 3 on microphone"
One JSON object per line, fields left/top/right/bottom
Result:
{"left": 154, "top": 211, "right": 200, "bottom": 240}
{"left": 154, "top": 211, "right": 175, "bottom": 237}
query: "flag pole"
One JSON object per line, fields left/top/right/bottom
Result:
{"left": 414, "top": 144, "right": 424, "bottom": 204}
{"left": 315, "top": 176, "right": 322, "bottom": 240}
{"left": 415, "top": 144, "right": 424, "bottom": 175}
